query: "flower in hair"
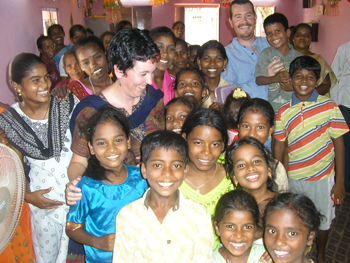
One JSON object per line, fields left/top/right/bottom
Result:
{"left": 232, "top": 88, "right": 247, "bottom": 99}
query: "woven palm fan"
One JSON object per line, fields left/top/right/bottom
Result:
{"left": 0, "top": 144, "right": 25, "bottom": 254}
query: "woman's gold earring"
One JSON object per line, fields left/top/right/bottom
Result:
{"left": 199, "top": 65, "right": 201, "bottom": 70}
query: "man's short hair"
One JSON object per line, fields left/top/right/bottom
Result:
{"left": 230, "top": 0, "right": 256, "bottom": 19}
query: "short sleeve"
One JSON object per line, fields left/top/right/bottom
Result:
{"left": 254, "top": 48, "right": 271, "bottom": 78}
{"left": 67, "top": 181, "right": 91, "bottom": 225}
{"left": 328, "top": 103, "right": 349, "bottom": 139}
{"left": 274, "top": 108, "right": 287, "bottom": 142}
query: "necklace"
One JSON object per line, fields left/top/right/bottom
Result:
{"left": 185, "top": 163, "right": 217, "bottom": 194}
{"left": 89, "top": 75, "right": 112, "bottom": 94}
{"left": 42, "top": 103, "right": 49, "bottom": 120}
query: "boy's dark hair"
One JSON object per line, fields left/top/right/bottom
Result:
{"left": 172, "top": 21, "right": 185, "bottom": 29}
{"left": 84, "top": 106, "right": 130, "bottom": 181}
{"left": 47, "top": 24, "right": 64, "bottom": 37}
{"left": 116, "top": 20, "right": 132, "bottom": 32}
{"left": 237, "top": 98, "right": 275, "bottom": 128}
{"left": 141, "top": 130, "right": 189, "bottom": 166}
{"left": 165, "top": 97, "right": 198, "bottom": 115}
{"left": 108, "top": 28, "right": 160, "bottom": 75}
{"left": 69, "top": 24, "right": 86, "bottom": 39}
{"left": 213, "top": 190, "right": 260, "bottom": 228}
{"left": 230, "top": 0, "right": 255, "bottom": 19}
{"left": 36, "top": 35, "right": 52, "bottom": 50}
{"left": 197, "top": 40, "right": 227, "bottom": 61}
{"left": 74, "top": 35, "right": 105, "bottom": 56}
{"left": 182, "top": 107, "right": 228, "bottom": 149}
{"left": 263, "top": 13, "right": 289, "bottom": 31}
{"left": 289, "top": 56, "right": 321, "bottom": 81}
{"left": 149, "top": 26, "right": 176, "bottom": 45}
{"left": 175, "top": 38, "right": 188, "bottom": 52}
{"left": 263, "top": 193, "right": 323, "bottom": 236}
{"left": 222, "top": 89, "right": 251, "bottom": 130}
{"left": 226, "top": 137, "right": 277, "bottom": 192}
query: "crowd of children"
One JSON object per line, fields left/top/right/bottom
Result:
{"left": 0, "top": 0, "right": 348, "bottom": 262}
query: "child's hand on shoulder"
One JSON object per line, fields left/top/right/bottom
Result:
{"left": 93, "top": 233, "right": 116, "bottom": 252}
{"left": 65, "top": 177, "right": 82, "bottom": 206}
{"left": 331, "top": 181, "right": 345, "bottom": 207}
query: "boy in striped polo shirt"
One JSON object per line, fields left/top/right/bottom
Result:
{"left": 274, "top": 56, "right": 348, "bottom": 263}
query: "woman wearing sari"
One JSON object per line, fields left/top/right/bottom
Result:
{"left": 0, "top": 53, "right": 78, "bottom": 263}
{"left": 53, "top": 35, "right": 112, "bottom": 101}
{"left": 68, "top": 28, "right": 164, "bottom": 181}
{"left": 292, "top": 23, "right": 337, "bottom": 96}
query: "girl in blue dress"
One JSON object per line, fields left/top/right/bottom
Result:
{"left": 66, "top": 106, "right": 148, "bottom": 263}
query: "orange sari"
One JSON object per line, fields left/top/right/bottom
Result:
{"left": 0, "top": 106, "right": 35, "bottom": 263}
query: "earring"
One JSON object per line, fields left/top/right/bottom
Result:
{"left": 268, "top": 172, "right": 272, "bottom": 178}
{"left": 223, "top": 65, "right": 226, "bottom": 71}
{"left": 199, "top": 64, "right": 201, "bottom": 70}
{"left": 16, "top": 90, "right": 22, "bottom": 97}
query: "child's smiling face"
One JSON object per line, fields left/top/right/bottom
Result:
{"left": 141, "top": 147, "right": 188, "bottom": 200}
{"left": 154, "top": 35, "right": 175, "bottom": 72}
{"left": 232, "top": 144, "right": 270, "bottom": 192}
{"left": 264, "top": 209, "right": 315, "bottom": 263}
{"left": 291, "top": 69, "right": 317, "bottom": 102}
{"left": 185, "top": 125, "right": 224, "bottom": 172}
{"left": 166, "top": 102, "right": 191, "bottom": 134}
{"left": 198, "top": 48, "right": 227, "bottom": 80}
{"left": 265, "top": 23, "right": 290, "bottom": 52}
{"left": 238, "top": 110, "right": 274, "bottom": 144}
{"left": 175, "top": 70, "right": 207, "bottom": 105}
{"left": 214, "top": 210, "right": 256, "bottom": 261}
{"left": 88, "top": 120, "right": 130, "bottom": 173}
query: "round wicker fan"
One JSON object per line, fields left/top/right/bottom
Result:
{"left": 0, "top": 144, "right": 25, "bottom": 254}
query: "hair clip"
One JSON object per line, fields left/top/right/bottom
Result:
{"left": 232, "top": 88, "right": 247, "bottom": 99}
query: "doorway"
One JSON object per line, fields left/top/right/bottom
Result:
{"left": 174, "top": 4, "right": 220, "bottom": 46}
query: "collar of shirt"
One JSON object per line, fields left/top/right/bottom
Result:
{"left": 232, "top": 37, "right": 268, "bottom": 54}
{"left": 291, "top": 89, "right": 318, "bottom": 106}
{"left": 143, "top": 189, "right": 180, "bottom": 211}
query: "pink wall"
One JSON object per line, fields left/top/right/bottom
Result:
{"left": 294, "top": 0, "right": 350, "bottom": 64}
{"left": 91, "top": 0, "right": 107, "bottom": 15}
{"left": 151, "top": 0, "right": 300, "bottom": 46}
{"left": 152, "top": 0, "right": 349, "bottom": 63}
{"left": 0, "top": 0, "right": 85, "bottom": 104}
